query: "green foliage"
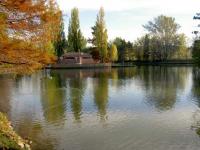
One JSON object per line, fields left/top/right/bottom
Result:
{"left": 133, "top": 33, "right": 190, "bottom": 61}
{"left": 143, "top": 34, "right": 150, "bottom": 61}
{"left": 130, "top": 15, "right": 190, "bottom": 61}
{"left": 173, "top": 34, "right": 190, "bottom": 59}
{"left": 193, "top": 40, "right": 200, "bottom": 62}
{"left": 109, "top": 44, "right": 118, "bottom": 62}
{"left": 91, "top": 7, "right": 108, "bottom": 62}
{"left": 68, "top": 8, "right": 86, "bottom": 52}
{"left": 93, "top": 72, "right": 109, "bottom": 120}
{"left": 41, "top": 74, "right": 66, "bottom": 123}
{"left": 113, "top": 37, "right": 134, "bottom": 62}
{"left": 143, "top": 15, "right": 184, "bottom": 60}
{"left": 54, "top": 17, "right": 67, "bottom": 57}
{"left": 133, "top": 36, "right": 145, "bottom": 61}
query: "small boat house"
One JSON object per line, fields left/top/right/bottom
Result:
{"left": 59, "top": 52, "right": 95, "bottom": 64}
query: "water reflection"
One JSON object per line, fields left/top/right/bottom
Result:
{"left": 191, "top": 110, "right": 200, "bottom": 137}
{"left": 192, "top": 67, "right": 200, "bottom": 107}
{"left": 191, "top": 67, "right": 200, "bottom": 138}
{"left": 0, "top": 76, "right": 13, "bottom": 115}
{"left": 41, "top": 74, "right": 66, "bottom": 124}
{"left": 135, "top": 67, "right": 189, "bottom": 111}
{"left": 48, "top": 67, "right": 190, "bottom": 116}
{"left": 93, "top": 71, "right": 109, "bottom": 121}
{"left": 0, "top": 66, "right": 200, "bottom": 150}
{"left": 68, "top": 75, "right": 86, "bottom": 122}
{"left": 13, "top": 116, "right": 55, "bottom": 150}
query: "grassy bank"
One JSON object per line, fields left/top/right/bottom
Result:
{"left": 0, "top": 113, "right": 31, "bottom": 150}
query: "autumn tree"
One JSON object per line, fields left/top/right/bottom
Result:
{"left": 38, "top": 0, "right": 67, "bottom": 57}
{"left": 109, "top": 44, "right": 118, "bottom": 62}
{"left": 0, "top": 0, "right": 62, "bottom": 72}
{"left": 68, "top": 8, "right": 86, "bottom": 52}
{"left": 91, "top": 7, "right": 108, "bottom": 62}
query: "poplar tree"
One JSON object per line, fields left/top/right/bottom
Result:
{"left": 91, "top": 7, "right": 108, "bottom": 62}
{"left": 54, "top": 17, "right": 66, "bottom": 57}
{"left": 110, "top": 44, "right": 118, "bottom": 62}
{"left": 68, "top": 8, "right": 86, "bottom": 52}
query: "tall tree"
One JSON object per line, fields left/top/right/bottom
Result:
{"left": 37, "top": 0, "right": 64, "bottom": 56}
{"left": 143, "top": 34, "right": 150, "bottom": 61}
{"left": 91, "top": 7, "right": 108, "bottom": 62}
{"left": 113, "top": 37, "right": 134, "bottom": 62}
{"left": 133, "top": 36, "right": 145, "bottom": 61}
{"left": 54, "top": 17, "right": 66, "bottom": 57}
{"left": 193, "top": 40, "right": 200, "bottom": 63}
{"left": 109, "top": 44, "right": 118, "bottom": 62}
{"left": 143, "top": 15, "right": 180, "bottom": 60}
{"left": 174, "top": 34, "right": 190, "bottom": 59}
{"left": 68, "top": 8, "right": 86, "bottom": 52}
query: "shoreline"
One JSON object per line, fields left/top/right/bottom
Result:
{"left": 0, "top": 60, "right": 197, "bottom": 74}
{"left": 46, "top": 60, "right": 195, "bottom": 69}
{"left": 0, "top": 113, "right": 31, "bottom": 150}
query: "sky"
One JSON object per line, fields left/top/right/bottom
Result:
{"left": 56, "top": 0, "right": 200, "bottom": 44}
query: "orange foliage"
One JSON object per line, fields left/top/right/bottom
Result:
{"left": 0, "top": 0, "right": 62, "bottom": 73}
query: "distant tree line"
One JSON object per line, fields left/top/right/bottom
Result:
{"left": 192, "top": 13, "right": 200, "bottom": 63}
{"left": 0, "top": 1, "right": 194, "bottom": 71}
{"left": 111, "top": 15, "right": 190, "bottom": 62}
{"left": 66, "top": 9, "right": 191, "bottom": 63}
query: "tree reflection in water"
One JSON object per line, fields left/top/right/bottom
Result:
{"left": 192, "top": 67, "right": 200, "bottom": 107}
{"left": 135, "top": 66, "right": 189, "bottom": 111}
{"left": 0, "top": 67, "right": 197, "bottom": 150}
{"left": 68, "top": 72, "right": 86, "bottom": 123}
{"left": 41, "top": 74, "right": 66, "bottom": 124}
{"left": 46, "top": 67, "right": 190, "bottom": 123}
{"left": 191, "top": 110, "right": 200, "bottom": 137}
{"left": 93, "top": 70, "right": 109, "bottom": 122}
{"left": 14, "top": 117, "right": 55, "bottom": 150}
{"left": 191, "top": 67, "right": 200, "bottom": 137}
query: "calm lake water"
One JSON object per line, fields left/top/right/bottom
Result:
{"left": 1, "top": 66, "right": 200, "bottom": 150}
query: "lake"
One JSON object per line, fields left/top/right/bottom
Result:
{"left": 0, "top": 66, "right": 200, "bottom": 150}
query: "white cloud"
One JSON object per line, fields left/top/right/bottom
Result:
{"left": 57, "top": 0, "right": 200, "bottom": 13}
{"left": 57, "top": 0, "right": 200, "bottom": 44}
